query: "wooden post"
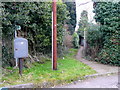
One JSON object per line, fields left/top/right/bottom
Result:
{"left": 18, "top": 58, "right": 23, "bottom": 76}
{"left": 52, "top": 0, "right": 57, "bottom": 70}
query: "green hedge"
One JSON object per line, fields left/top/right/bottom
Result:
{"left": 91, "top": 2, "right": 120, "bottom": 66}
{"left": 1, "top": 2, "right": 69, "bottom": 67}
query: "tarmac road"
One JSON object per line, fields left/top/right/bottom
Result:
{"left": 54, "top": 74, "right": 118, "bottom": 88}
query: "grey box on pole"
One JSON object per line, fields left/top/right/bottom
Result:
{"left": 14, "top": 37, "right": 28, "bottom": 58}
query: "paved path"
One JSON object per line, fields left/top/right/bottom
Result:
{"left": 76, "top": 47, "right": 118, "bottom": 74}
{"left": 55, "top": 74, "right": 118, "bottom": 88}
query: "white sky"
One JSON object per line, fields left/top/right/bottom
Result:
{"left": 75, "top": 0, "right": 96, "bottom": 31}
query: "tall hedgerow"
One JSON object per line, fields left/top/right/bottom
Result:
{"left": 92, "top": 1, "right": 120, "bottom": 66}
{"left": 1, "top": 2, "right": 69, "bottom": 67}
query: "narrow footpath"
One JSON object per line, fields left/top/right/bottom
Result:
{"left": 54, "top": 47, "right": 119, "bottom": 88}
{"left": 76, "top": 46, "right": 118, "bottom": 74}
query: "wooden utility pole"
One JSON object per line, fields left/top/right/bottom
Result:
{"left": 52, "top": 0, "right": 57, "bottom": 70}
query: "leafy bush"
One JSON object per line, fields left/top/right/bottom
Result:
{"left": 72, "top": 32, "right": 79, "bottom": 48}
{"left": 87, "top": 24, "right": 103, "bottom": 47}
{"left": 98, "top": 44, "right": 120, "bottom": 65}
{"left": 86, "top": 24, "right": 103, "bottom": 58}
{"left": 2, "top": 46, "right": 14, "bottom": 67}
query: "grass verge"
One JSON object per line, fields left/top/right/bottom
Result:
{"left": 0, "top": 48, "right": 96, "bottom": 88}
